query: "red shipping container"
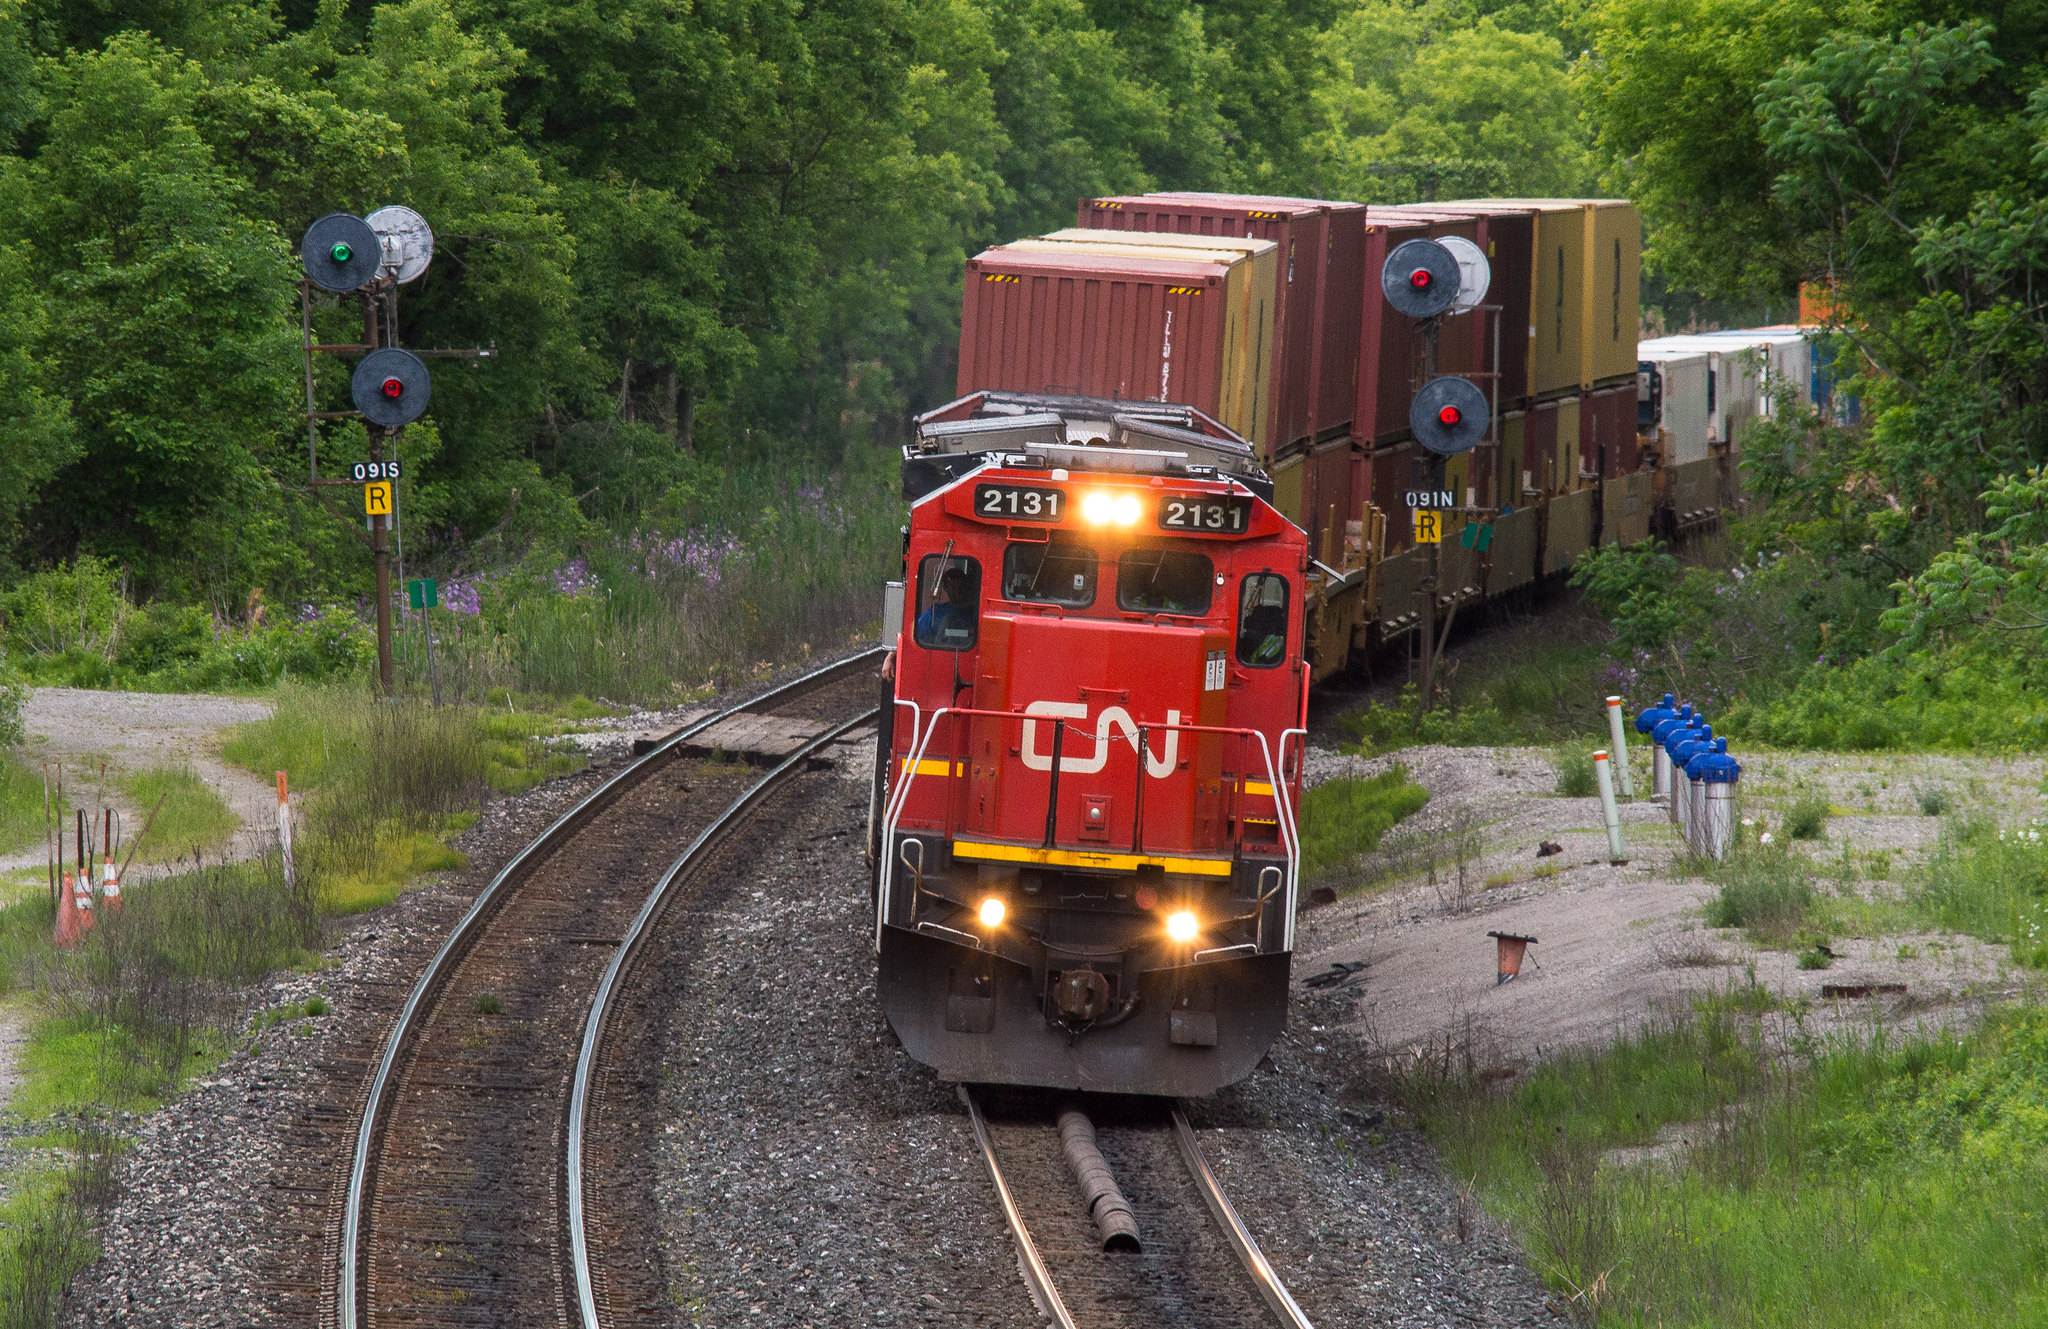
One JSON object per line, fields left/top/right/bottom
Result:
{"left": 1357, "top": 213, "right": 1434, "bottom": 445}
{"left": 1164, "top": 194, "right": 1367, "bottom": 447}
{"left": 1581, "top": 384, "right": 1638, "bottom": 477}
{"left": 1080, "top": 194, "right": 1363, "bottom": 451}
{"left": 957, "top": 247, "right": 1232, "bottom": 419}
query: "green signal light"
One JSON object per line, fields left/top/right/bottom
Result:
{"left": 330, "top": 242, "right": 353, "bottom": 263}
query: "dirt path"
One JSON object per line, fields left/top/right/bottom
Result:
{"left": 1297, "top": 744, "right": 2041, "bottom": 1066}
{"left": 6, "top": 688, "right": 276, "bottom": 882}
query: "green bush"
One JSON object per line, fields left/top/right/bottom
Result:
{"left": 1705, "top": 845, "right": 1815, "bottom": 943}
{"left": 1550, "top": 744, "right": 1597, "bottom": 797}
{"left": 1568, "top": 539, "right": 1686, "bottom": 651}
{"left": 1298, "top": 768, "right": 1431, "bottom": 883}
{"left": 1785, "top": 792, "right": 1831, "bottom": 840}
{"left": 1338, "top": 686, "right": 1505, "bottom": 756}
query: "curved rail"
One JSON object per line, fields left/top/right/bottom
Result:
{"left": 567, "top": 706, "right": 876, "bottom": 1328}
{"left": 1171, "top": 1106, "right": 1316, "bottom": 1329}
{"left": 336, "top": 648, "right": 883, "bottom": 1329}
{"left": 962, "top": 1087, "right": 1080, "bottom": 1329}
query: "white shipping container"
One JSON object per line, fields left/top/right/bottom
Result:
{"left": 1637, "top": 350, "right": 1709, "bottom": 465}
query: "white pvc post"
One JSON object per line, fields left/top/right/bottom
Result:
{"left": 1671, "top": 755, "right": 1690, "bottom": 838}
{"left": 1690, "top": 775, "right": 1710, "bottom": 857}
{"left": 1594, "top": 750, "right": 1627, "bottom": 862}
{"left": 1653, "top": 743, "right": 1671, "bottom": 803}
{"left": 277, "top": 771, "right": 296, "bottom": 888}
{"left": 1604, "top": 697, "right": 1635, "bottom": 798}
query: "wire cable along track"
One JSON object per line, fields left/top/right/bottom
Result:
{"left": 966, "top": 1089, "right": 1315, "bottom": 1329}
{"left": 333, "top": 649, "right": 881, "bottom": 1329}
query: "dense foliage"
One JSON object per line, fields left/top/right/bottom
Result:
{"left": 1564, "top": 5, "right": 2048, "bottom": 749}
{"left": 0, "top": 0, "right": 1592, "bottom": 629}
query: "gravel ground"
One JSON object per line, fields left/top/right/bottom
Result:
{"left": 650, "top": 745, "right": 1570, "bottom": 1328}
{"left": 54, "top": 762, "right": 619, "bottom": 1327}
{"left": 1296, "top": 743, "right": 2039, "bottom": 1060}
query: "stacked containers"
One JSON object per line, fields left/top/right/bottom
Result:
{"left": 957, "top": 246, "right": 1243, "bottom": 430}
{"left": 1437, "top": 199, "right": 1641, "bottom": 399}
{"left": 1078, "top": 193, "right": 1367, "bottom": 558}
{"left": 1012, "top": 232, "right": 1280, "bottom": 450}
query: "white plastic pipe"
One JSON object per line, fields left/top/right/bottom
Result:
{"left": 1690, "top": 776, "right": 1710, "bottom": 857}
{"left": 1594, "top": 750, "right": 1626, "bottom": 862}
{"left": 1604, "top": 697, "right": 1634, "bottom": 798}
{"left": 1653, "top": 743, "right": 1671, "bottom": 803}
{"left": 1671, "top": 759, "right": 1690, "bottom": 838}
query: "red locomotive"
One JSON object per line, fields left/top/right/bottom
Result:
{"left": 871, "top": 391, "right": 1306, "bottom": 1097}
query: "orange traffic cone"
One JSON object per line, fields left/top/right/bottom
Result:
{"left": 101, "top": 854, "right": 121, "bottom": 914}
{"left": 53, "top": 870, "right": 94, "bottom": 947}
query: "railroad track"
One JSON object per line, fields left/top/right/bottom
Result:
{"left": 328, "top": 649, "right": 881, "bottom": 1329}
{"left": 966, "top": 1090, "right": 1315, "bottom": 1329}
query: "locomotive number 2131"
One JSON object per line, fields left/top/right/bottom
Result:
{"left": 974, "top": 484, "right": 1064, "bottom": 522}
{"left": 1159, "top": 496, "right": 1250, "bottom": 533}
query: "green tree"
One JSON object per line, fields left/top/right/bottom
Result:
{"left": 1314, "top": 0, "right": 1590, "bottom": 200}
{"left": 0, "top": 34, "right": 298, "bottom": 589}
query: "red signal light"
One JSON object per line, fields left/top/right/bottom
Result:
{"left": 1409, "top": 269, "right": 1431, "bottom": 288}
{"left": 381, "top": 377, "right": 403, "bottom": 399}
{"left": 1438, "top": 405, "right": 1462, "bottom": 426}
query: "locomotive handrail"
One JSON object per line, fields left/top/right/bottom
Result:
{"left": 1276, "top": 726, "right": 1307, "bottom": 950}
{"left": 875, "top": 706, "right": 1297, "bottom": 952}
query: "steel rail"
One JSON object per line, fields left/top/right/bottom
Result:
{"left": 567, "top": 706, "right": 877, "bottom": 1328}
{"left": 963, "top": 1087, "right": 1080, "bottom": 1329}
{"left": 1171, "top": 1106, "right": 1316, "bottom": 1329}
{"left": 336, "top": 647, "right": 883, "bottom": 1329}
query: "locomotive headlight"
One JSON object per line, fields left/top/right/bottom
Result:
{"left": 1111, "top": 494, "right": 1141, "bottom": 525}
{"left": 1081, "top": 491, "right": 1114, "bottom": 524}
{"left": 978, "top": 896, "right": 1007, "bottom": 929}
{"left": 1165, "top": 909, "right": 1200, "bottom": 943}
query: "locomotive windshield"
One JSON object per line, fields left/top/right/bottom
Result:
{"left": 1115, "top": 549, "right": 1213, "bottom": 615}
{"left": 1000, "top": 540, "right": 1097, "bottom": 606}
{"left": 913, "top": 554, "right": 980, "bottom": 649}
{"left": 1236, "top": 573, "right": 1289, "bottom": 666}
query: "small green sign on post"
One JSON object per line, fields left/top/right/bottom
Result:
{"left": 406, "top": 578, "right": 441, "bottom": 705}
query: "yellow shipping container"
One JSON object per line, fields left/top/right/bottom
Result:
{"left": 1026, "top": 230, "right": 1279, "bottom": 449}
{"left": 1438, "top": 199, "right": 1640, "bottom": 396}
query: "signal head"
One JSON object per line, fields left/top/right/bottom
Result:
{"left": 351, "top": 348, "right": 432, "bottom": 427}
{"left": 1382, "top": 238, "right": 1460, "bottom": 318}
{"left": 1410, "top": 375, "right": 1490, "bottom": 455}
{"left": 301, "top": 213, "right": 382, "bottom": 291}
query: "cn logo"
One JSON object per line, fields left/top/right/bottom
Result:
{"left": 1019, "top": 702, "right": 1182, "bottom": 777}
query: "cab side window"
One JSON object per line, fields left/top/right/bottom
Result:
{"left": 914, "top": 554, "right": 981, "bottom": 650}
{"left": 1236, "top": 574, "right": 1289, "bottom": 667}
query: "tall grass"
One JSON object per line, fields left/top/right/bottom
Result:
{"left": 1703, "top": 841, "right": 1817, "bottom": 946}
{"left": 0, "top": 753, "right": 56, "bottom": 856}
{"left": 389, "top": 453, "right": 901, "bottom": 703}
{"left": 1382, "top": 1000, "right": 2048, "bottom": 1326}
{"left": 1299, "top": 768, "right": 1430, "bottom": 883}
{"left": 119, "top": 766, "right": 238, "bottom": 864}
{"left": 1914, "top": 817, "right": 2048, "bottom": 967}
{"left": 222, "top": 684, "right": 500, "bottom": 912}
